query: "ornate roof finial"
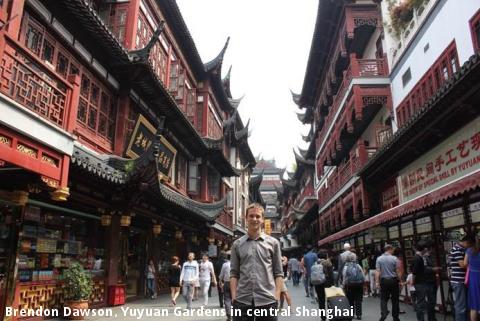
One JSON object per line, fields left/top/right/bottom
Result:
{"left": 128, "top": 21, "right": 166, "bottom": 63}
{"left": 205, "top": 37, "right": 230, "bottom": 73}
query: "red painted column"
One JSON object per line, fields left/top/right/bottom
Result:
{"left": 113, "top": 94, "right": 131, "bottom": 156}
{"left": 6, "top": 0, "right": 25, "bottom": 40}
{"left": 60, "top": 155, "right": 70, "bottom": 189}
{"left": 106, "top": 215, "right": 120, "bottom": 287}
{"left": 202, "top": 94, "right": 209, "bottom": 137}
{"left": 353, "top": 86, "right": 364, "bottom": 121}
{"left": 123, "top": 0, "right": 141, "bottom": 50}
{"left": 66, "top": 74, "right": 81, "bottom": 133}
{"left": 361, "top": 180, "right": 370, "bottom": 216}
{"left": 200, "top": 162, "right": 208, "bottom": 202}
{"left": 352, "top": 185, "right": 358, "bottom": 221}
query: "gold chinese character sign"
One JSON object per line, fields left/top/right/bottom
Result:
{"left": 125, "top": 114, "right": 157, "bottom": 159}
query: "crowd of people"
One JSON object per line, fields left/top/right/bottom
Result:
{"left": 142, "top": 204, "right": 480, "bottom": 321}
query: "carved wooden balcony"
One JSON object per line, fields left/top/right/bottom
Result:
{"left": 0, "top": 35, "right": 74, "bottom": 130}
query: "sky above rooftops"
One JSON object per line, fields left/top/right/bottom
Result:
{"left": 176, "top": 0, "right": 318, "bottom": 170}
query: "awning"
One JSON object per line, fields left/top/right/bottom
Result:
{"left": 318, "top": 170, "right": 480, "bottom": 246}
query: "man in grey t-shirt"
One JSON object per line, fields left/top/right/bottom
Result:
{"left": 375, "top": 244, "right": 402, "bottom": 321}
{"left": 231, "top": 203, "right": 284, "bottom": 321}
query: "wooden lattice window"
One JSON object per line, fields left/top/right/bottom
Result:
{"left": 186, "top": 88, "right": 196, "bottom": 124}
{"left": 135, "top": 12, "right": 169, "bottom": 84}
{"left": 470, "top": 9, "right": 480, "bottom": 52}
{"left": 78, "top": 71, "right": 116, "bottom": 141}
{"left": 21, "top": 13, "right": 80, "bottom": 81}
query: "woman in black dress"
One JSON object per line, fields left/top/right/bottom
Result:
{"left": 169, "top": 256, "right": 181, "bottom": 305}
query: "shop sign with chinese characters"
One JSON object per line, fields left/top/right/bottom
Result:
{"left": 126, "top": 115, "right": 156, "bottom": 158}
{"left": 398, "top": 117, "right": 480, "bottom": 203}
{"left": 264, "top": 219, "right": 272, "bottom": 235}
{"left": 156, "top": 136, "right": 176, "bottom": 181}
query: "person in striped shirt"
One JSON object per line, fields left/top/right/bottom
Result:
{"left": 448, "top": 234, "right": 474, "bottom": 321}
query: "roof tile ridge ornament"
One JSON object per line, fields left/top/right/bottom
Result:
{"left": 128, "top": 21, "right": 166, "bottom": 63}
{"left": 228, "top": 94, "right": 245, "bottom": 109}
{"left": 222, "top": 106, "right": 239, "bottom": 128}
{"left": 298, "top": 147, "right": 309, "bottom": 159}
{"left": 235, "top": 118, "right": 250, "bottom": 141}
{"left": 222, "top": 65, "right": 233, "bottom": 98}
{"left": 293, "top": 148, "right": 315, "bottom": 166}
{"left": 203, "top": 137, "right": 224, "bottom": 150}
{"left": 249, "top": 169, "right": 264, "bottom": 187}
{"left": 290, "top": 89, "right": 302, "bottom": 107}
{"left": 296, "top": 111, "right": 307, "bottom": 123}
{"left": 205, "top": 37, "right": 230, "bottom": 73}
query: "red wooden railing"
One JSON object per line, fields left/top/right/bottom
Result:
{"left": 293, "top": 182, "right": 315, "bottom": 209}
{"left": 217, "top": 210, "right": 233, "bottom": 229}
{"left": 316, "top": 55, "right": 388, "bottom": 155}
{"left": 0, "top": 36, "right": 73, "bottom": 129}
{"left": 317, "top": 141, "right": 375, "bottom": 210}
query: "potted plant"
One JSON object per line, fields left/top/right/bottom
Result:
{"left": 390, "top": 1, "right": 414, "bottom": 35}
{"left": 63, "top": 262, "right": 93, "bottom": 320}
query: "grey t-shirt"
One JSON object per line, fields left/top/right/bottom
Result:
{"left": 230, "top": 233, "right": 283, "bottom": 306}
{"left": 376, "top": 253, "right": 400, "bottom": 279}
{"left": 288, "top": 258, "right": 300, "bottom": 272}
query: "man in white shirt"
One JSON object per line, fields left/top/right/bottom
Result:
{"left": 180, "top": 252, "right": 199, "bottom": 309}
{"left": 199, "top": 253, "right": 217, "bottom": 307}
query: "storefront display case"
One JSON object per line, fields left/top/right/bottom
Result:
{"left": 14, "top": 205, "right": 107, "bottom": 314}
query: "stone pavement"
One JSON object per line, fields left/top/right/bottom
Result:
{"left": 68, "top": 281, "right": 452, "bottom": 321}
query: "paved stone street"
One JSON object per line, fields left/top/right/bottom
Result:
{"left": 65, "top": 280, "right": 452, "bottom": 321}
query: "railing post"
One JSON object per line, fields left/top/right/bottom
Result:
{"left": 66, "top": 74, "right": 81, "bottom": 133}
{"left": 358, "top": 140, "right": 368, "bottom": 165}
{"left": 350, "top": 53, "right": 359, "bottom": 77}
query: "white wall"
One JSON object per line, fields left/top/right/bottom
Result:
{"left": 385, "top": 0, "right": 479, "bottom": 117}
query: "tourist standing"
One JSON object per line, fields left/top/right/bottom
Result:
{"left": 145, "top": 259, "right": 156, "bottom": 299}
{"left": 313, "top": 250, "right": 334, "bottom": 321}
{"left": 449, "top": 234, "right": 473, "bottom": 321}
{"left": 215, "top": 252, "right": 227, "bottom": 308}
{"left": 412, "top": 240, "right": 440, "bottom": 321}
{"left": 338, "top": 243, "right": 357, "bottom": 285}
{"left": 180, "top": 252, "right": 199, "bottom": 309}
{"left": 199, "top": 253, "right": 217, "bottom": 307}
{"left": 168, "top": 256, "right": 181, "bottom": 306}
{"left": 219, "top": 252, "right": 232, "bottom": 321}
{"left": 288, "top": 256, "right": 301, "bottom": 286}
{"left": 375, "top": 244, "right": 402, "bottom": 321}
{"left": 368, "top": 250, "right": 379, "bottom": 296}
{"left": 303, "top": 245, "right": 318, "bottom": 303}
{"left": 230, "top": 203, "right": 283, "bottom": 321}
{"left": 463, "top": 234, "right": 480, "bottom": 321}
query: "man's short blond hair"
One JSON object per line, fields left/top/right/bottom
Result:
{"left": 246, "top": 203, "right": 265, "bottom": 217}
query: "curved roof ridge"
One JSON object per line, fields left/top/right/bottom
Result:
{"left": 205, "top": 37, "right": 230, "bottom": 73}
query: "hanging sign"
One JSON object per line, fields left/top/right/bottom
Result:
{"left": 264, "top": 219, "right": 272, "bottom": 235}
{"left": 125, "top": 115, "right": 156, "bottom": 158}
{"left": 156, "top": 136, "right": 176, "bottom": 181}
{"left": 398, "top": 117, "right": 480, "bottom": 203}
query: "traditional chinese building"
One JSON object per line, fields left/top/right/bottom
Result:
{"left": 287, "top": 0, "right": 392, "bottom": 250}
{"left": 0, "top": 0, "right": 255, "bottom": 317}
{"left": 315, "top": 0, "right": 480, "bottom": 310}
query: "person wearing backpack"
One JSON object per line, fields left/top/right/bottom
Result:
{"left": 342, "top": 252, "right": 364, "bottom": 320}
{"left": 311, "top": 250, "right": 334, "bottom": 321}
